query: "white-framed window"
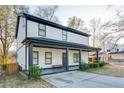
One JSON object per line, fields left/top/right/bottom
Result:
{"left": 33, "top": 51, "right": 39, "bottom": 65}
{"left": 62, "top": 30, "right": 67, "bottom": 40}
{"left": 73, "top": 53, "right": 79, "bottom": 63}
{"left": 38, "top": 23, "right": 46, "bottom": 36}
{"left": 45, "top": 52, "right": 52, "bottom": 65}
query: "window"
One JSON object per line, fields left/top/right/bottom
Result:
{"left": 38, "top": 23, "right": 46, "bottom": 36}
{"left": 45, "top": 52, "right": 52, "bottom": 64}
{"left": 62, "top": 30, "right": 67, "bottom": 40}
{"left": 33, "top": 51, "right": 39, "bottom": 65}
{"left": 73, "top": 53, "right": 79, "bottom": 63}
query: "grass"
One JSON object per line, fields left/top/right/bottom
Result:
{"left": 0, "top": 73, "right": 55, "bottom": 88}
{"left": 84, "top": 64, "right": 124, "bottom": 78}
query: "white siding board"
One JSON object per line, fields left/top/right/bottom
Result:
{"left": 81, "top": 51, "right": 88, "bottom": 63}
{"left": 17, "top": 45, "right": 26, "bottom": 70}
{"left": 16, "top": 17, "right": 26, "bottom": 70}
{"left": 27, "top": 20, "right": 89, "bottom": 45}
{"left": 16, "top": 17, "right": 26, "bottom": 50}
{"left": 46, "top": 26, "right": 62, "bottom": 40}
{"left": 33, "top": 47, "right": 65, "bottom": 68}
{"left": 68, "top": 32, "right": 89, "bottom": 45}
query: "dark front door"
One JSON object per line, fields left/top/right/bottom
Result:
{"left": 62, "top": 53, "right": 67, "bottom": 71}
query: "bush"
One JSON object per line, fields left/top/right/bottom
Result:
{"left": 80, "top": 61, "right": 105, "bottom": 71}
{"left": 29, "top": 65, "right": 42, "bottom": 80}
{"left": 99, "top": 61, "right": 105, "bottom": 67}
{"left": 80, "top": 63, "right": 89, "bottom": 70}
{"left": 88, "top": 63, "right": 99, "bottom": 68}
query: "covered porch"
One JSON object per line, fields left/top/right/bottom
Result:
{"left": 22, "top": 37, "right": 101, "bottom": 75}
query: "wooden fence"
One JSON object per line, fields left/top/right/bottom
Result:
{"left": 5, "top": 63, "right": 19, "bottom": 75}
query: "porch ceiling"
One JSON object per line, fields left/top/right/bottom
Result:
{"left": 22, "top": 37, "right": 101, "bottom": 52}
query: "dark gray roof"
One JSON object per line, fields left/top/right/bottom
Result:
{"left": 109, "top": 51, "right": 124, "bottom": 54}
{"left": 22, "top": 37, "right": 101, "bottom": 51}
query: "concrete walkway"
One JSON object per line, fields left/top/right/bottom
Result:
{"left": 43, "top": 71, "right": 124, "bottom": 88}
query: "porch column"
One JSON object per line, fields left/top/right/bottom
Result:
{"left": 66, "top": 48, "right": 69, "bottom": 71}
{"left": 28, "top": 44, "right": 33, "bottom": 66}
{"left": 79, "top": 49, "right": 82, "bottom": 69}
{"left": 96, "top": 50, "right": 99, "bottom": 63}
{"left": 28, "top": 44, "right": 33, "bottom": 79}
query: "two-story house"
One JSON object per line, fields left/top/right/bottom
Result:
{"left": 15, "top": 13, "right": 100, "bottom": 76}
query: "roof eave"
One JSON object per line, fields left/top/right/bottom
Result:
{"left": 23, "top": 13, "right": 91, "bottom": 37}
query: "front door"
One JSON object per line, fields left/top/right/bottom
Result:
{"left": 62, "top": 53, "right": 67, "bottom": 71}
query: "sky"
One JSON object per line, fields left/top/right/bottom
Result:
{"left": 56, "top": 6, "right": 124, "bottom": 44}
{"left": 30, "top": 5, "right": 124, "bottom": 44}
{"left": 55, "top": 6, "right": 116, "bottom": 25}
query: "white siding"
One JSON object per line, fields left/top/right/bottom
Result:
{"left": 16, "top": 17, "right": 26, "bottom": 70}
{"left": 27, "top": 20, "right": 38, "bottom": 37}
{"left": 26, "top": 47, "right": 89, "bottom": 68}
{"left": 81, "top": 51, "right": 88, "bottom": 63}
{"left": 46, "top": 26, "right": 62, "bottom": 40}
{"left": 27, "top": 20, "right": 89, "bottom": 45}
{"left": 17, "top": 45, "right": 26, "bottom": 70}
{"left": 33, "top": 47, "right": 65, "bottom": 68}
{"left": 68, "top": 32, "right": 89, "bottom": 45}
{"left": 16, "top": 17, "right": 26, "bottom": 49}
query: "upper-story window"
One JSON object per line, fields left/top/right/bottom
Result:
{"left": 38, "top": 23, "right": 46, "bottom": 37}
{"left": 62, "top": 30, "right": 67, "bottom": 40}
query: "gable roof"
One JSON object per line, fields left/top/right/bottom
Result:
{"left": 15, "top": 13, "right": 90, "bottom": 38}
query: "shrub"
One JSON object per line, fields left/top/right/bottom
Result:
{"left": 93, "top": 63, "right": 99, "bottom": 68}
{"left": 29, "top": 65, "right": 42, "bottom": 80}
{"left": 80, "top": 61, "right": 105, "bottom": 71}
{"left": 99, "top": 61, "right": 105, "bottom": 67}
{"left": 88, "top": 62, "right": 99, "bottom": 68}
{"left": 88, "top": 63, "right": 93, "bottom": 68}
{"left": 80, "top": 63, "right": 89, "bottom": 70}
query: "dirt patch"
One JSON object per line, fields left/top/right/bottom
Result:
{"left": 85, "top": 64, "right": 124, "bottom": 78}
{"left": 0, "top": 73, "right": 55, "bottom": 88}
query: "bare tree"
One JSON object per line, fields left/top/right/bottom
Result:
{"left": 67, "top": 16, "right": 88, "bottom": 33}
{"left": 13, "top": 5, "right": 30, "bottom": 14}
{"left": 0, "top": 6, "right": 16, "bottom": 65}
{"left": 34, "top": 5, "right": 59, "bottom": 23}
{"left": 107, "top": 10, "right": 124, "bottom": 50}
{"left": 89, "top": 18, "right": 102, "bottom": 47}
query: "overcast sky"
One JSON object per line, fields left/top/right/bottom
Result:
{"left": 55, "top": 6, "right": 115, "bottom": 25}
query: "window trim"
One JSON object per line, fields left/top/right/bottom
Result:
{"left": 62, "top": 30, "right": 67, "bottom": 40}
{"left": 73, "top": 53, "right": 79, "bottom": 63}
{"left": 45, "top": 52, "right": 52, "bottom": 65}
{"left": 33, "top": 51, "right": 39, "bottom": 65}
{"left": 38, "top": 23, "right": 46, "bottom": 37}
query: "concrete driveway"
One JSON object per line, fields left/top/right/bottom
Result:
{"left": 43, "top": 71, "right": 124, "bottom": 88}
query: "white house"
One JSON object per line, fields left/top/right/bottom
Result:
{"left": 15, "top": 13, "right": 100, "bottom": 76}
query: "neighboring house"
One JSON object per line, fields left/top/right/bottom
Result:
{"left": 108, "top": 51, "right": 124, "bottom": 62}
{"left": 88, "top": 52, "right": 108, "bottom": 62}
{"left": 15, "top": 13, "right": 100, "bottom": 76}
